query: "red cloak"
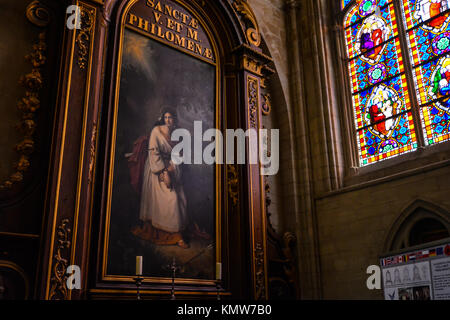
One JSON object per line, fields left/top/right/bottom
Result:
{"left": 127, "top": 135, "right": 149, "bottom": 194}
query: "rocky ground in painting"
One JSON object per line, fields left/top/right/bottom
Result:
{"left": 152, "top": 237, "right": 215, "bottom": 279}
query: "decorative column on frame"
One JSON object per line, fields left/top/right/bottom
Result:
{"left": 232, "top": 0, "right": 274, "bottom": 300}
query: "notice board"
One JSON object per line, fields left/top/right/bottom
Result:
{"left": 380, "top": 240, "right": 450, "bottom": 300}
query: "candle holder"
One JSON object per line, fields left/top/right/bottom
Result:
{"left": 133, "top": 275, "right": 144, "bottom": 300}
{"left": 169, "top": 257, "right": 180, "bottom": 300}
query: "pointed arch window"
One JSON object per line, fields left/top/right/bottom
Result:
{"left": 341, "top": 0, "right": 450, "bottom": 166}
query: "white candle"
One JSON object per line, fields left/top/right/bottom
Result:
{"left": 136, "top": 256, "right": 143, "bottom": 276}
{"left": 216, "top": 262, "right": 222, "bottom": 280}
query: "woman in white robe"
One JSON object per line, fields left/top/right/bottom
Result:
{"left": 133, "top": 109, "right": 188, "bottom": 248}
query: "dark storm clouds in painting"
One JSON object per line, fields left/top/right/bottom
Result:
{"left": 107, "top": 29, "right": 216, "bottom": 280}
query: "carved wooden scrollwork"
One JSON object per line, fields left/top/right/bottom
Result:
{"left": 0, "top": 30, "right": 46, "bottom": 190}
{"left": 49, "top": 219, "right": 71, "bottom": 300}
{"left": 281, "top": 232, "right": 299, "bottom": 296}
{"left": 254, "top": 242, "right": 266, "bottom": 300}
{"left": 0, "top": 0, "right": 49, "bottom": 190}
{"left": 227, "top": 164, "right": 239, "bottom": 207}
{"left": 265, "top": 181, "right": 277, "bottom": 234}
{"left": 242, "top": 55, "right": 263, "bottom": 76}
{"left": 247, "top": 77, "right": 258, "bottom": 128}
{"left": 88, "top": 123, "right": 97, "bottom": 185}
{"left": 262, "top": 94, "right": 271, "bottom": 116}
{"left": 76, "top": 4, "right": 96, "bottom": 70}
{"left": 267, "top": 231, "right": 300, "bottom": 299}
{"left": 26, "top": 0, "right": 51, "bottom": 27}
{"left": 232, "top": 0, "right": 261, "bottom": 47}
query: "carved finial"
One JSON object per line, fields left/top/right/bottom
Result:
{"left": 26, "top": 0, "right": 50, "bottom": 27}
{"left": 233, "top": 0, "right": 261, "bottom": 47}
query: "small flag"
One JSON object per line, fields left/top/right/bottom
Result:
{"left": 408, "top": 253, "right": 416, "bottom": 261}
{"left": 437, "top": 247, "right": 444, "bottom": 256}
{"left": 419, "top": 250, "right": 429, "bottom": 259}
{"left": 429, "top": 249, "right": 436, "bottom": 257}
{"left": 445, "top": 245, "right": 450, "bottom": 256}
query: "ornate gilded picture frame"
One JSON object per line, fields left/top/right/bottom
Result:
{"left": 100, "top": 0, "right": 222, "bottom": 287}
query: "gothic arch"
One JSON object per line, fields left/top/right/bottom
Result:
{"left": 383, "top": 200, "right": 450, "bottom": 252}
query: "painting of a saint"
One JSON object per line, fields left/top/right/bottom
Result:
{"left": 105, "top": 28, "right": 216, "bottom": 280}
{"left": 128, "top": 108, "right": 189, "bottom": 248}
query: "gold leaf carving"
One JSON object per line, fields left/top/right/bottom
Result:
{"left": 0, "top": 32, "right": 46, "bottom": 191}
{"left": 76, "top": 5, "right": 95, "bottom": 70}
{"left": 262, "top": 94, "right": 271, "bottom": 116}
{"left": 18, "top": 94, "right": 41, "bottom": 114}
{"left": 16, "top": 156, "right": 30, "bottom": 172}
{"left": 16, "top": 139, "right": 34, "bottom": 154}
{"left": 49, "top": 219, "right": 71, "bottom": 300}
{"left": 26, "top": 0, "right": 50, "bottom": 27}
{"left": 88, "top": 123, "right": 97, "bottom": 185}
{"left": 241, "top": 55, "right": 263, "bottom": 76}
{"left": 248, "top": 78, "right": 258, "bottom": 128}
{"left": 227, "top": 164, "right": 239, "bottom": 207}
{"left": 233, "top": 0, "right": 261, "bottom": 47}
{"left": 10, "top": 172, "right": 24, "bottom": 183}
{"left": 255, "top": 242, "right": 265, "bottom": 300}
{"left": 265, "top": 181, "right": 277, "bottom": 234}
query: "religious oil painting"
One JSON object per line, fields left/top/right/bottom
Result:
{"left": 106, "top": 27, "right": 216, "bottom": 280}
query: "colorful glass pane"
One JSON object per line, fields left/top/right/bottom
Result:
{"left": 343, "top": 0, "right": 419, "bottom": 165}
{"left": 401, "top": 0, "right": 450, "bottom": 146}
{"left": 411, "top": 56, "right": 450, "bottom": 105}
{"left": 344, "top": 0, "right": 392, "bottom": 28}
{"left": 401, "top": 0, "right": 450, "bottom": 31}
{"left": 343, "top": 1, "right": 450, "bottom": 164}
{"left": 352, "top": 75, "right": 411, "bottom": 130}
{"left": 420, "top": 105, "right": 450, "bottom": 144}
{"left": 405, "top": 16, "right": 450, "bottom": 66}
{"left": 345, "top": 3, "right": 360, "bottom": 28}
{"left": 413, "top": 56, "right": 450, "bottom": 143}
{"left": 342, "top": 0, "right": 354, "bottom": 10}
{"left": 345, "top": 3, "right": 398, "bottom": 60}
{"left": 348, "top": 37, "right": 404, "bottom": 93}
{"left": 357, "top": 112, "right": 417, "bottom": 165}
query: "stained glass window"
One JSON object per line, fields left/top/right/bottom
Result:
{"left": 343, "top": 0, "right": 450, "bottom": 166}
{"left": 400, "top": 0, "right": 450, "bottom": 145}
{"left": 344, "top": 0, "right": 417, "bottom": 166}
{"left": 342, "top": 0, "right": 354, "bottom": 10}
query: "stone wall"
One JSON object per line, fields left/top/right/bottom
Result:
{"left": 299, "top": 0, "right": 450, "bottom": 299}
{"left": 316, "top": 165, "right": 450, "bottom": 299}
{"left": 247, "top": 0, "right": 450, "bottom": 299}
{"left": 248, "top": 0, "right": 290, "bottom": 108}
